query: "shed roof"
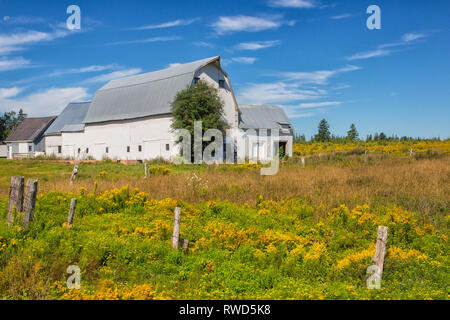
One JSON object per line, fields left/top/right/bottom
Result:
{"left": 83, "top": 56, "right": 221, "bottom": 124}
{"left": 45, "top": 102, "right": 91, "bottom": 135}
{"left": 238, "top": 104, "right": 292, "bottom": 130}
{"left": 5, "top": 117, "right": 56, "bottom": 142}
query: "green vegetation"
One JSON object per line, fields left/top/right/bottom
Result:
{"left": 0, "top": 141, "right": 448, "bottom": 300}
{"left": 171, "top": 80, "right": 228, "bottom": 160}
{"left": 0, "top": 186, "right": 448, "bottom": 299}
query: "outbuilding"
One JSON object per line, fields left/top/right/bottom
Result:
{"left": 5, "top": 117, "right": 56, "bottom": 159}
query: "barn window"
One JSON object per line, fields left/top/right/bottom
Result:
{"left": 219, "top": 80, "right": 225, "bottom": 88}
{"left": 127, "top": 146, "right": 130, "bottom": 153}
{"left": 58, "top": 146, "right": 62, "bottom": 154}
{"left": 28, "top": 145, "right": 32, "bottom": 152}
{"left": 106, "top": 147, "right": 109, "bottom": 153}
{"left": 166, "top": 144, "right": 170, "bottom": 151}
{"left": 193, "top": 77, "right": 200, "bottom": 84}
{"left": 138, "top": 145, "right": 142, "bottom": 152}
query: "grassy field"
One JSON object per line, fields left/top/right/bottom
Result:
{"left": 0, "top": 142, "right": 448, "bottom": 300}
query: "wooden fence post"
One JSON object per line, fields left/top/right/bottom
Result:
{"left": 23, "top": 179, "right": 38, "bottom": 228}
{"left": 409, "top": 149, "right": 413, "bottom": 157}
{"left": 8, "top": 176, "right": 24, "bottom": 226}
{"left": 70, "top": 165, "right": 78, "bottom": 184}
{"left": 179, "top": 238, "right": 189, "bottom": 254}
{"left": 172, "top": 207, "right": 181, "bottom": 249}
{"left": 67, "top": 198, "right": 77, "bottom": 228}
{"left": 145, "top": 163, "right": 149, "bottom": 178}
{"left": 373, "top": 226, "right": 388, "bottom": 278}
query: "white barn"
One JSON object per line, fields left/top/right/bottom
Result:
{"left": 47, "top": 56, "right": 293, "bottom": 161}
{"left": 44, "top": 102, "right": 91, "bottom": 158}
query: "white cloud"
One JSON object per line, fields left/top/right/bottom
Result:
{"left": 132, "top": 18, "right": 198, "bottom": 30}
{"left": 48, "top": 64, "right": 119, "bottom": 77}
{"left": 331, "top": 13, "right": 352, "bottom": 20}
{"left": 297, "top": 101, "right": 342, "bottom": 108}
{"left": 82, "top": 68, "right": 143, "bottom": 84}
{"left": 238, "top": 65, "right": 358, "bottom": 117}
{"left": 0, "top": 27, "right": 72, "bottom": 57}
{"left": 238, "top": 82, "right": 323, "bottom": 105}
{"left": 346, "top": 49, "right": 391, "bottom": 61}
{"left": 193, "top": 41, "right": 214, "bottom": 48}
{"left": 0, "top": 57, "right": 31, "bottom": 71}
{"left": 0, "top": 87, "right": 90, "bottom": 116}
{"left": 232, "top": 57, "right": 257, "bottom": 64}
{"left": 348, "top": 32, "right": 429, "bottom": 60}
{"left": 0, "top": 29, "right": 69, "bottom": 48}
{"left": 1, "top": 15, "right": 46, "bottom": 25}
{"left": 234, "top": 40, "right": 281, "bottom": 51}
{"left": 268, "top": 0, "right": 317, "bottom": 8}
{"left": 106, "top": 36, "right": 182, "bottom": 46}
{"left": 0, "top": 46, "right": 25, "bottom": 55}
{"left": 0, "top": 30, "right": 52, "bottom": 47}
{"left": 402, "top": 32, "right": 427, "bottom": 42}
{"left": 212, "top": 15, "right": 294, "bottom": 35}
{"left": 0, "top": 87, "right": 22, "bottom": 99}
{"left": 167, "top": 63, "right": 183, "bottom": 68}
{"left": 278, "top": 65, "right": 361, "bottom": 84}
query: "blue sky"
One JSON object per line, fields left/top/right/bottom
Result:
{"left": 0, "top": 0, "right": 449, "bottom": 139}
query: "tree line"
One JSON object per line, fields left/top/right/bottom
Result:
{"left": 0, "top": 109, "right": 27, "bottom": 141}
{"left": 295, "top": 119, "right": 444, "bottom": 143}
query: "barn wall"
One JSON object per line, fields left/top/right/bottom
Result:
{"left": 0, "top": 145, "right": 7, "bottom": 158}
{"left": 45, "top": 135, "right": 62, "bottom": 156}
{"left": 62, "top": 115, "right": 180, "bottom": 160}
{"left": 235, "top": 129, "right": 293, "bottom": 161}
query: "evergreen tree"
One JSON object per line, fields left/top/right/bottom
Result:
{"left": 315, "top": 119, "right": 331, "bottom": 142}
{"left": 347, "top": 123, "right": 359, "bottom": 141}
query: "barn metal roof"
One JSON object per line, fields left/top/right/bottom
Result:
{"left": 5, "top": 117, "right": 56, "bottom": 142}
{"left": 61, "top": 124, "right": 85, "bottom": 132}
{"left": 83, "top": 56, "right": 221, "bottom": 124}
{"left": 45, "top": 102, "right": 91, "bottom": 135}
{"left": 238, "top": 104, "right": 292, "bottom": 130}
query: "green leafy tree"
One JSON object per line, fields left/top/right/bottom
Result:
{"left": 170, "top": 80, "right": 228, "bottom": 160}
{"left": 315, "top": 119, "right": 331, "bottom": 142}
{"left": 347, "top": 123, "right": 359, "bottom": 141}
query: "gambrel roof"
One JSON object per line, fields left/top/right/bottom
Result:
{"left": 238, "top": 104, "right": 293, "bottom": 130}
{"left": 45, "top": 102, "right": 91, "bottom": 135}
{"left": 5, "top": 117, "right": 56, "bottom": 142}
{"left": 83, "top": 56, "right": 221, "bottom": 124}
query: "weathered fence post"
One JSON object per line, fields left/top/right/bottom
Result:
{"left": 8, "top": 176, "right": 24, "bottom": 226}
{"left": 23, "top": 179, "right": 38, "bottom": 228}
{"left": 70, "top": 165, "right": 78, "bottom": 184}
{"left": 366, "top": 225, "right": 388, "bottom": 289}
{"left": 144, "top": 163, "right": 149, "bottom": 178}
{"left": 67, "top": 198, "right": 77, "bottom": 228}
{"left": 172, "top": 207, "right": 181, "bottom": 249}
{"left": 180, "top": 238, "right": 189, "bottom": 254}
{"left": 373, "top": 226, "right": 388, "bottom": 277}
{"left": 301, "top": 156, "right": 305, "bottom": 167}
{"left": 409, "top": 149, "right": 413, "bottom": 157}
